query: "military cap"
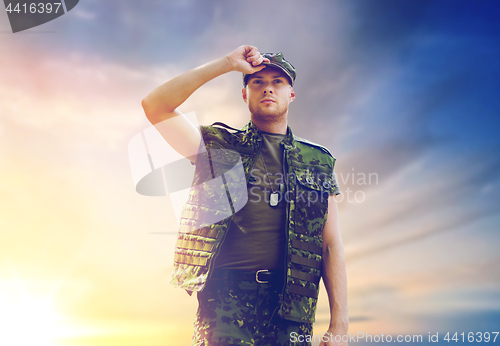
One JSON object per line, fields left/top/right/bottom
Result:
{"left": 243, "top": 52, "right": 296, "bottom": 87}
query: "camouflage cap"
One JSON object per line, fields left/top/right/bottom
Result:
{"left": 243, "top": 52, "right": 296, "bottom": 87}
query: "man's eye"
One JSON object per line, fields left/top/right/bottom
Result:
{"left": 253, "top": 80, "right": 261, "bottom": 84}
{"left": 275, "top": 80, "right": 282, "bottom": 83}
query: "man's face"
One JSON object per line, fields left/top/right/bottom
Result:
{"left": 242, "top": 66, "right": 295, "bottom": 122}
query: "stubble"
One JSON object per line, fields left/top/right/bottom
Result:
{"left": 248, "top": 101, "right": 289, "bottom": 124}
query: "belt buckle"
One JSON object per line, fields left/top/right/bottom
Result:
{"left": 256, "top": 269, "right": 269, "bottom": 283}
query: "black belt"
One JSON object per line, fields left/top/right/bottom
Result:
{"left": 211, "top": 269, "right": 284, "bottom": 283}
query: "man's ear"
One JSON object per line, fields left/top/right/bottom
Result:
{"left": 242, "top": 88, "right": 248, "bottom": 103}
{"left": 290, "top": 87, "right": 295, "bottom": 102}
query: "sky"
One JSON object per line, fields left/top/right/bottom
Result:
{"left": 0, "top": 0, "right": 499, "bottom": 345}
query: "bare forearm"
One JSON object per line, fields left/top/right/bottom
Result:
{"left": 142, "top": 55, "right": 234, "bottom": 123}
{"left": 323, "top": 242, "right": 349, "bottom": 334}
{"left": 141, "top": 45, "right": 268, "bottom": 125}
{"left": 138, "top": 46, "right": 268, "bottom": 160}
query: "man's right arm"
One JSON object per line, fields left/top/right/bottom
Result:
{"left": 141, "top": 45, "right": 269, "bottom": 160}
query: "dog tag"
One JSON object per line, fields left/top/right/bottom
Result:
{"left": 269, "top": 192, "right": 279, "bottom": 207}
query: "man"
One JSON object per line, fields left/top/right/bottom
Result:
{"left": 141, "top": 45, "right": 348, "bottom": 346}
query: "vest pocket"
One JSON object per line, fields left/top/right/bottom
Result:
{"left": 290, "top": 163, "right": 335, "bottom": 195}
{"left": 289, "top": 164, "right": 331, "bottom": 238}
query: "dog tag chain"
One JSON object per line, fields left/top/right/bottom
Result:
{"left": 259, "top": 151, "right": 281, "bottom": 207}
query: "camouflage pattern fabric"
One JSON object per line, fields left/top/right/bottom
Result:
{"left": 192, "top": 279, "right": 312, "bottom": 346}
{"left": 171, "top": 120, "right": 341, "bottom": 323}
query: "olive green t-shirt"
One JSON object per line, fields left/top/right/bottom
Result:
{"left": 214, "top": 132, "right": 287, "bottom": 271}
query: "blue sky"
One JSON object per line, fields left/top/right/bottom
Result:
{"left": 1, "top": 0, "right": 499, "bottom": 344}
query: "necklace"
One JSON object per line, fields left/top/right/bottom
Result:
{"left": 259, "top": 150, "right": 282, "bottom": 207}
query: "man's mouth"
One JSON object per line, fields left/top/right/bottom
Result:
{"left": 261, "top": 99, "right": 276, "bottom": 104}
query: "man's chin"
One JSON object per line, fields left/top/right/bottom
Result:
{"left": 251, "top": 112, "right": 283, "bottom": 122}
{"left": 250, "top": 107, "right": 287, "bottom": 121}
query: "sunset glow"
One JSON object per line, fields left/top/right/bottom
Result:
{"left": 0, "top": 283, "right": 62, "bottom": 346}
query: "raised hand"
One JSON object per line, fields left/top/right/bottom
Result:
{"left": 227, "top": 45, "right": 270, "bottom": 74}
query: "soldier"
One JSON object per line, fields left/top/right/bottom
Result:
{"left": 141, "top": 45, "right": 348, "bottom": 346}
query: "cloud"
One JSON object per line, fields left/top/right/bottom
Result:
{"left": 72, "top": 8, "right": 96, "bottom": 21}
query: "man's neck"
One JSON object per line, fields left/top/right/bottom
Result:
{"left": 250, "top": 115, "right": 288, "bottom": 135}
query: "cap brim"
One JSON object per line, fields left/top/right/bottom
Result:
{"left": 262, "top": 62, "right": 294, "bottom": 86}
{"left": 243, "top": 62, "right": 294, "bottom": 86}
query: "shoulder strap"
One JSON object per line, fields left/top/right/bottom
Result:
{"left": 211, "top": 122, "right": 244, "bottom": 133}
{"left": 294, "top": 135, "right": 335, "bottom": 158}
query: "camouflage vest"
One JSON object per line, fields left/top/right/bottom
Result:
{"left": 171, "top": 120, "right": 337, "bottom": 323}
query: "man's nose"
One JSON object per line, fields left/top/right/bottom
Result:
{"left": 263, "top": 88, "right": 273, "bottom": 94}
